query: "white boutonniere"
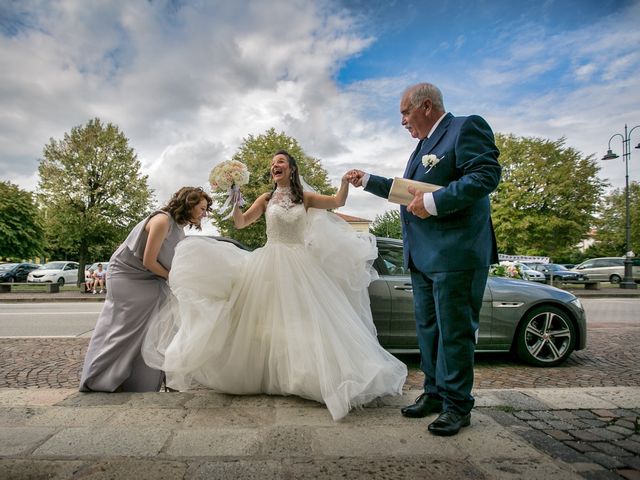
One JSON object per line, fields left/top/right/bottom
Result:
{"left": 421, "top": 154, "right": 442, "bottom": 174}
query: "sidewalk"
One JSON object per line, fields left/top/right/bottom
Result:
{"left": 1, "top": 387, "right": 638, "bottom": 479}
{"left": 1, "top": 284, "right": 638, "bottom": 303}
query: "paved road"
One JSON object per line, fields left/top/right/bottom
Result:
{"left": 0, "top": 297, "right": 637, "bottom": 337}
{"left": 0, "top": 303, "right": 102, "bottom": 337}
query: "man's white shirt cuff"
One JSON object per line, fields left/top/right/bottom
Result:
{"left": 424, "top": 192, "right": 438, "bottom": 216}
{"left": 362, "top": 173, "right": 370, "bottom": 188}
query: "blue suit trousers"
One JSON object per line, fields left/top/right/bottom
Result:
{"left": 410, "top": 265, "right": 489, "bottom": 415}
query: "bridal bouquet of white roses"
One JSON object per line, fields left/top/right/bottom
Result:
{"left": 209, "top": 160, "right": 250, "bottom": 219}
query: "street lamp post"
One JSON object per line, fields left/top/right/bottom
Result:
{"left": 602, "top": 123, "right": 639, "bottom": 289}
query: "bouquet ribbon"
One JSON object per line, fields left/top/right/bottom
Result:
{"left": 220, "top": 184, "right": 245, "bottom": 220}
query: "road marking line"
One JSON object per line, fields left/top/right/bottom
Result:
{"left": 0, "top": 335, "right": 91, "bottom": 338}
{"left": 0, "top": 312, "right": 99, "bottom": 315}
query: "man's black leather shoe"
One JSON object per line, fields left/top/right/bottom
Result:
{"left": 427, "top": 411, "right": 471, "bottom": 436}
{"left": 400, "top": 393, "right": 443, "bottom": 418}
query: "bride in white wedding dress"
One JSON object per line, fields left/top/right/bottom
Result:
{"left": 143, "top": 150, "right": 407, "bottom": 420}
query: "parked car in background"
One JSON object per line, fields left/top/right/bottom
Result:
{"left": 529, "top": 263, "right": 586, "bottom": 284}
{"left": 213, "top": 236, "right": 253, "bottom": 251}
{"left": 514, "top": 262, "right": 546, "bottom": 283}
{"left": 370, "top": 238, "right": 587, "bottom": 367}
{"left": 0, "top": 263, "right": 41, "bottom": 283}
{"left": 27, "top": 261, "right": 79, "bottom": 286}
{"left": 572, "top": 257, "right": 640, "bottom": 284}
{"left": 198, "top": 236, "right": 587, "bottom": 367}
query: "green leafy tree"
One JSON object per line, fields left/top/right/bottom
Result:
{"left": 0, "top": 181, "right": 44, "bottom": 261}
{"left": 38, "top": 118, "right": 153, "bottom": 284}
{"left": 211, "top": 128, "right": 336, "bottom": 248}
{"left": 492, "top": 134, "right": 606, "bottom": 259}
{"left": 370, "top": 209, "right": 402, "bottom": 239}
{"left": 587, "top": 182, "right": 640, "bottom": 257}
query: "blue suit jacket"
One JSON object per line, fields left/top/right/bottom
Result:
{"left": 366, "top": 113, "right": 501, "bottom": 273}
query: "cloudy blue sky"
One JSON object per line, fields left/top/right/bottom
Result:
{"left": 1, "top": 0, "right": 639, "bottom": 230}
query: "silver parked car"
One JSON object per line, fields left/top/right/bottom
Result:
{"left": 572, "top": 257, "right": 640, "bottom": 284}
{"left": 514, "top": 262, "right": 546, "bottom": 283}
{"left": 369, "top": 238, "right": 587, "bottom": 367}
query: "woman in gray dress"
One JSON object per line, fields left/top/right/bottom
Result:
{"left": 79, "top": 186, "right": 212, "bottom": 392}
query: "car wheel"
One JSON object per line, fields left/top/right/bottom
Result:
{"left": 609, "top": 274, "right": 621, "bottom": 284}
{"left": 515, "top": 305, "right": 576, "bottom": 367}
{"left": 57, "top": 277, "right": 65, "bottom": 286}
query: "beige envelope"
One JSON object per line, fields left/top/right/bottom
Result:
{"left": 388, "top": 177, "right": 443, "bottom": 205}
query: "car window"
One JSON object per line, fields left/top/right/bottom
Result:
{"left": 601, "top": 259, "right": 621, "bottom": 267}
{"left": 378, "top": 246, "right": 407, "bottom": 276}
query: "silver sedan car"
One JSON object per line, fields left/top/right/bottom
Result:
{"left": 369, "top": 238, "right": 587, "bottom": 367}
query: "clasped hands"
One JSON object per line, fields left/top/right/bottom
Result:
{"left": 343, "top": 169, "right": 430, "bottom": 219}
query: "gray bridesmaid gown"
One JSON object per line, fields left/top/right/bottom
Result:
{"left": 79, "top": 211, "right": 185, "bottom": 392}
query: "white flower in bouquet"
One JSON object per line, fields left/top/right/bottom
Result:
{"left": 209, "top": 160, "right": 250, "bottom": 192}
{"left": 421, "top": 154, "right": 441, "bottom": 170}
{"left": 209, "top": 160, "right": 250, "bottom": 219}
{"left": 489, "top": 261, "right": 522, "bottom": 279}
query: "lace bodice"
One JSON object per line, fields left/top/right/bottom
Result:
{"left": 266, "top": 187, "right": 306, "bottom": 245}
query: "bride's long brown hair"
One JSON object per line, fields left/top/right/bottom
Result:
{"left": 267, "top": 150, "right": 304, "bottom": 204}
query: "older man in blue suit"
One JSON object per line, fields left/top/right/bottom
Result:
{"left": 350, "top": 83, "right": 501, "bottom": 436}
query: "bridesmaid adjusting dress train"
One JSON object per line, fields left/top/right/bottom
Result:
{"left": 79, "top": 187, "right": 212, "bottom": 392}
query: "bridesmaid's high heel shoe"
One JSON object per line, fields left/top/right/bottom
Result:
{"left": 162, "top": 374, "right": 179, "bottom": 393}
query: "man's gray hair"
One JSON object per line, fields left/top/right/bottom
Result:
{"left": 406, "top": 83, "right": 445, "bottom": 112}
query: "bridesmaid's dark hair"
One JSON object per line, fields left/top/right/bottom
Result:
{"left": 163, "top": 186, "right": 213, "bottom": 230}
{"left": 267, "top": 150, "right": 304, "bottom": 204}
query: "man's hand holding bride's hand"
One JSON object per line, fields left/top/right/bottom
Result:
{"left": 345, "top": 169, "right": 365, "bottom": 187}
{"left": 406, "top": 187, "right": 430, "bottom": 219}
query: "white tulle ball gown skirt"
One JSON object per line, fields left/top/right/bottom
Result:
{"left": 143, "top": 204, "right": 407, "bottom": 420}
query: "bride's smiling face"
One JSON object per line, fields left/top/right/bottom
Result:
{"left": 270, "top": 154, "right": 291, "bottom": 184}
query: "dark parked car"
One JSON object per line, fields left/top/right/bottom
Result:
{"left": 529, "top": 263, "right": 586, "bottom": 284}
{"left": 0, "top": 263, "right": 41, "bottom": 283}
{"left": 213, "top": 236, "right": 253, "bottom": 251}
{"left": 369, "top": 238, "right": 587, "bottom": 367}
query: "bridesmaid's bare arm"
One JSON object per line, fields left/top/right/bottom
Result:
{"left": 143, "top": 213, "right": 171, "bottom": 279}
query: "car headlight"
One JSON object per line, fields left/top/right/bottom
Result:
{"left": 45, "top": 273, "right": 57, "bottom": 277}
{"left": 570, "top": 298, "right": 583, "bottom": 311}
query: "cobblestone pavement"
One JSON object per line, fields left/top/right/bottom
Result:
{"left": 484, "top": 406, "right": 640, "bottom": 479}
{"left": 1, "top": 323, "right": 639, "bottom": 390}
